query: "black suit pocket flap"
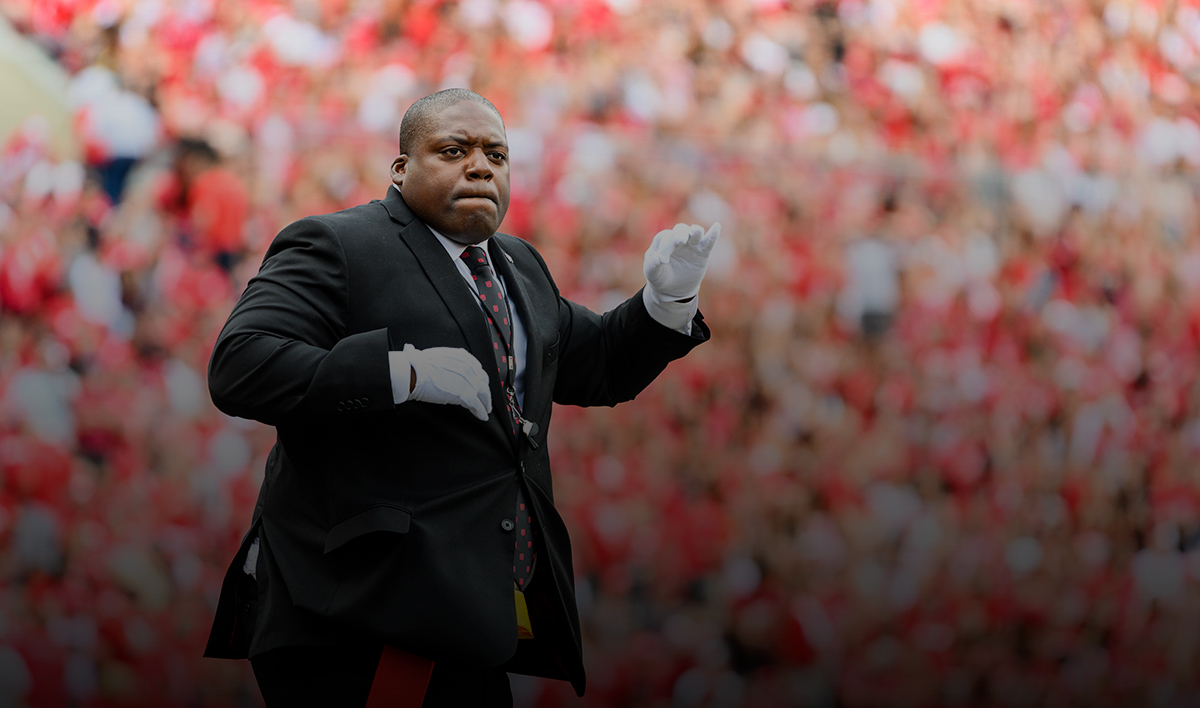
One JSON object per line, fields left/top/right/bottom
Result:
{"left": 324, "top": 504, "right": 411, "bottom": 554}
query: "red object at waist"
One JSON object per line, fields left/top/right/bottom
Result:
{"left": 365, "top": 645, "right": 434, "bottom": 708}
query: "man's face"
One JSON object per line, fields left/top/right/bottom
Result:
{"left": 391, "top": 101, "right": 510, "bottom": 245}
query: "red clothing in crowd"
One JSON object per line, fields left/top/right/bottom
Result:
{"left": 158, "top": 168, "right": 248, "bottom": 258}
{"left": 186, "top": 168, "right": 248, "bottom": 257}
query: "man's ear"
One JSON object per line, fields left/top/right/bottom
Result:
{"left": 390, "top": 156, "right": 407, "bottom": 188}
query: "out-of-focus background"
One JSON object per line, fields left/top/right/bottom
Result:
{"left": 1, "top": 0, "right": 1200, "bottom": 706}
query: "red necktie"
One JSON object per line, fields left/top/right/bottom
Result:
{"left": 460, "top": 246, "right": 536, "bottom": 589}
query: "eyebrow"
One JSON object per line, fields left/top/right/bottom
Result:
{"left": 440, "top": 134, "right": 508, "bottom": 149}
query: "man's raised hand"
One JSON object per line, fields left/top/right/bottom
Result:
{"left": 643, "top": 222, "right": 721, "bottom": 302}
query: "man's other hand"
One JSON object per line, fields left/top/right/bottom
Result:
{"left": 643, "top": 222, "right": 721, "bottom": 301}
{"left": 394, "top": 344, "right": 491, "bottom": 421}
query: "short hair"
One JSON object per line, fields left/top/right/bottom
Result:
{"left": 397, "top": 89, "right": 503, "bottom": 155}
{"left": 176, "top": 137, "right": 219, "bottom": 163}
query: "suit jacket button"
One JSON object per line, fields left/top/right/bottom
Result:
{"left": 336, "top": 401, "right": 345, "bottom": 412}
{"left": 354, "top": 398, "right": 363, "bottom": 408}
{"left": 501, "top": 519, "right": 515, "bottom": 531}
{"left": 362, "top": 397, "right": 369, "bottom": 406}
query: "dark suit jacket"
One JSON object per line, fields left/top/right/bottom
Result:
{"left": 202, "top": 188, "right": 708, "bottom": 695}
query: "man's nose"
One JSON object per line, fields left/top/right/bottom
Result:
{"left": 465, "top": 149, "right": 493, "bottom": 179}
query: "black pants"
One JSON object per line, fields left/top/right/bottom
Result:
{"left": 250, "top": 644, "right": 513, "bottom": 707}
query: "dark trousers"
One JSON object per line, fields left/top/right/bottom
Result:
{"left": 250, "top": 644, "right": 513, "bottom": 707}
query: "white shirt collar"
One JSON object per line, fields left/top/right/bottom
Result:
{"left": 428, "top": 225, "right": 491, "bottom": 263}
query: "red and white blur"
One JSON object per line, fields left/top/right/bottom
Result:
{"left": 1, "top": 0, "right": 1199, "bottom": 706}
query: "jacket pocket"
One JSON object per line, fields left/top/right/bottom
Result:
{"left": 324, "top": 504, "right": 412, "bottom": 554}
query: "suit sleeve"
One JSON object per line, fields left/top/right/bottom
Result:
{"left": 207, "top": 217, "right": 395, "bottom": 426}
{"left": 515, "top": 243, "right": 709, "bottom": 408}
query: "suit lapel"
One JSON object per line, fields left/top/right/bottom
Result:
{"left": 398, "top": 219, "right": 495, "bottom": 363}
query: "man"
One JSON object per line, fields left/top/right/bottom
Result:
{"left": 158, "top": 138, "right": 249, "bottom": 272}
{"left": 204, "top": 88, "right": 720, "bottom": 706}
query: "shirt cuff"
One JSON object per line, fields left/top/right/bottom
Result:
{"left": 643, "top": 284, "right": 697, "bottom": 336}
{"left": 388, "top": 350, "right": 412, "bottom": 404}
{"left": 242, "top": 537, "right": 260, "bottom": 578}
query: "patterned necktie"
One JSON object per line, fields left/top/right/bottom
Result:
{"left": 460, "top": 245, "right": 536, "bottom": 589}
{"left": 460, "top": 246, "right": 514, "bottom": 400}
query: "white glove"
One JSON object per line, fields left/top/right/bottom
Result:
{"left": 643, "top": 222, "right": 721, "bottom": 301}
{"left": 391, "top": 343, "right": 491, "bottom": 421}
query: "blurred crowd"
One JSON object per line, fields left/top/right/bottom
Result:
{"left": 3, "top": 0, "right": 1200, "bottom": 705}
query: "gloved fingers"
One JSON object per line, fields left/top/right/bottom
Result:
{"left": 697, "top": 222, "right": 721, "bottom": 255}
{"left": 666, "top": 224, "right": 696, "bottom": 262}
{"left": 643, "top": 248, "right": 668, "bottom": 282}
{"left": 648, "top": 227, "right": 678, "bottom": 265}
{"left": 473, "top": 385, "right": 491, "bottom": 421}
{"left": 445, "top": 352, "right": 491, "bottom": 421}
{"left": 408, "top": 347, "right": 491, "bottom": 421}
{"left": 437, "top": 364, "right": 489, "bottom": 421}
{"left": 452, "top": 350, "right": 490, "bottom": 391}
{"left": 459, "top": 384, "right": 490, "bottom": 421}
{"left": 668, "top": 223, "right": 692, "bottom": 252}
